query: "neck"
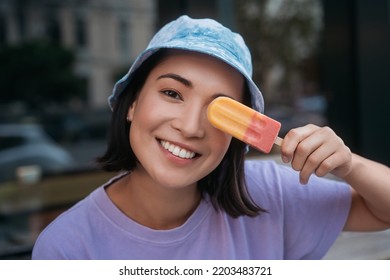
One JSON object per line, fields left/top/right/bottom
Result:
{"left": 106, "top": 170, "right": 201, "bottom": 230}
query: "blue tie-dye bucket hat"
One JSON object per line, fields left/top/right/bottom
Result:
{"left": 108, "top": 15, "right": 264, "bottom": 113}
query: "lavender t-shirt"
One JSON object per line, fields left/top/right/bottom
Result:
{"left": 32, "top": 160, "right": 351, "bottom": 259}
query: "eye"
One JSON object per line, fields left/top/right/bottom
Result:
{"left": 161, "top": 89, "right": 182, "bottom": 100}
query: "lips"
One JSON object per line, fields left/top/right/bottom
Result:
{"left": 160, "top": 140, "right": 197, "bottom": 159}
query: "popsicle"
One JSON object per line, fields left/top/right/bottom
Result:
{"left": 207, "top": 97, "right": 283, "bottom": 153}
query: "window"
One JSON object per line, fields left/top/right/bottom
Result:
{"left": 75, "top": 14, "right": 87, "bottom": 48}
{"left": 15, "top": 5, "right": 27, "bottom": 38}
{"left": 46, "top": 13, "right": 61, "bottom": 45}
{"left": 0, "top": 13, "right": 6, "bottom": 45}
{"left": 118, "top": 19, "right": 130, "bottom": 53}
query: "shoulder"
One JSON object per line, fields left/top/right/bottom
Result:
{"left": 244, "top": 158, "right": 351, "bottom": 197}
{"left": 243, "top": 159, "right": 352, "bottom": 259}
{"left": 32, "top": 186, "right": 104, "bottom": 259}
{"left": 243, "top": 158, "right": 351, "bottom": 220}
{"left": 244, "top": 158, "right": 303, "bottom": 188}
{"left": 244, "top": 159, "right": 295, "bottom": 204}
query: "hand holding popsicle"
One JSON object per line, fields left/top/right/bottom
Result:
{"left": 207, "top": 97, "right": 352, "bottom": 183}
{"left": 281, "top": 124, "right": 353, "bottom": 184}
{"left": 207, "top": 97, "right": 283, "bottom": 153}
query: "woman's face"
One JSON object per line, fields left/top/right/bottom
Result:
{"left": 127, "top": 51, "right": 245, "bottom": 189}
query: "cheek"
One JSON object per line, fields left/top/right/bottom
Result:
{"left": 129, "top": 108, "right": 159, "bottom": 146}
{"left": 129, "top": 93, "right": 163, "bottom": 131}
{"left": 209, "top": 129, "right": 232, "bottom": 160}
{"left": 128, "top": 99, "right": 157, "bottom": 149}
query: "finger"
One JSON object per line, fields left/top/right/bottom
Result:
{"left": 314, "top": 152, "right": 340, "bottom": 177}
{"left": 281, "top": 124, "right": 320, "bottom": 163}
{"left": 289, "top": 128, "right": 325, "bottom": 173}
{"left": 299, "top": 145, "right": 336, "bottom": 184}
{"left": 301, "top": 151, "right": 350, "bottom": 184}
{"left": 298, "top": 129, "right": 351, "bottom": 183}
{"left": 321, "top": 146, "right": 352, "bottom": 178}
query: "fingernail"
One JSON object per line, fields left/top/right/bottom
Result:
{"left": 300, "top": 176, "right": 309, "bottom": 185}
{"left": 282, "top": 156, "right": 289, "bottom": 163}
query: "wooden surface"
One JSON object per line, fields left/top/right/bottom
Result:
{"left": 0, "top": 170, "right": 114, "bottom": 259}
{"left": 0, "top": 170, "right": 113, "bottom": 217}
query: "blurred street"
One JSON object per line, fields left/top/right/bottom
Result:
{"left": 62, "top": 139, "right": 107, "bottom": 169}
{"left": 325, "top": 230, "right": 390, "bottom": 260}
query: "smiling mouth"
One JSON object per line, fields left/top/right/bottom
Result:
{"left": 160, "top": 140, "right": 197, "bottom": 159}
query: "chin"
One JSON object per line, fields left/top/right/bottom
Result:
{"left": 153, "top": 174, "right": 198, "bottom": 190}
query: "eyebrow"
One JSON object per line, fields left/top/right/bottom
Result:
{"left": 157, "top": 73, "right": 240, "bottom": 101}
{"left": 157, "top": 73, "right": 193, "bottom": 88}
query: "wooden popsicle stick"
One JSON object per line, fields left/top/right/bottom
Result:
{"left": 274, "top": 136, "right": 283, "bottom": 146}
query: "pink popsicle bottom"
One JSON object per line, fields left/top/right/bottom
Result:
{"left": 242, "top": 113, "right": 283, "bottom": 153}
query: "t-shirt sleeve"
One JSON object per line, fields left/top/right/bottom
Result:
{"left": 245, "top": 160, "right": 352, "bottom": 259}
{"left": 31, "top": 201, "right": 89, "bottom": 260}
{"left": 32, "top": 229, "right": 69, "bottom": 259}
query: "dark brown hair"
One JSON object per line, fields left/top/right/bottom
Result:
{"left": 97, "top": 49, "right": 265, "bottom": 217}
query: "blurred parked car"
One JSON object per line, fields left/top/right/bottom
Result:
{"left": 0, "top": 123, "right": 75, "bottom": 182}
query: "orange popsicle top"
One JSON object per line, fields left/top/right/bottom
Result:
{"left": 207, "top": 97, "right": 282, "bottom": 153}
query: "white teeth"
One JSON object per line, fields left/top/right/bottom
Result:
{"left": 173, "top": 146, "right": 180, "bottom": 156}
{"left": 179, "top": 150, "right": 186, "bottom": 158}
{"left": 160, "top": 140, "right": 196, "bottom": 159}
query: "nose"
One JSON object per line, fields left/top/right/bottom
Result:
{"left": 172, "top": 103, "right": 206, "bottom": 138}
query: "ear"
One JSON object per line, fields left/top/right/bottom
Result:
{"left": 127, "top": 100, "right": 137, "bottom": 122}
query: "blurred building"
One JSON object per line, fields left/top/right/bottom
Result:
{"left": 0, "top": 0, "right": 156, "bottom": 108}
{"left": 321, "top": 0, "right": 390, "bottom": 165}
{"left": 156, "top": 0, "right": 234, "bottom": 28}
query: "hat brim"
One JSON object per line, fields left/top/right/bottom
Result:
{"left": 108, "top": 43, "right": 264, "bottom": 114}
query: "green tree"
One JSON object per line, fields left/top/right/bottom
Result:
{"left": 236, "top": 0, "right": 323, "bottom": 106}
{"left": 0, "top": 40, "right": 86, "bottom": 110}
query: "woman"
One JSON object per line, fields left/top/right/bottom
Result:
{"left": 32, "top": 15, "right": 390, "bottom": 260}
